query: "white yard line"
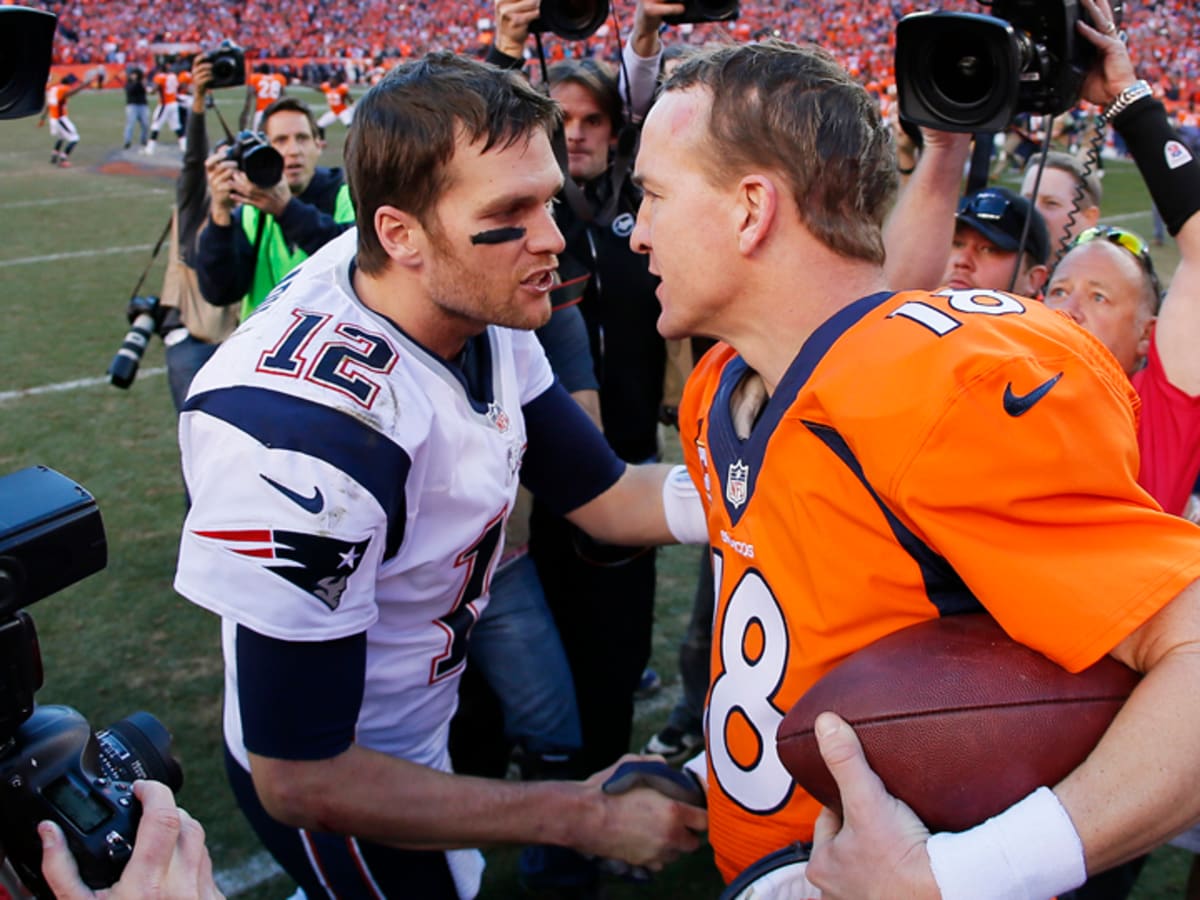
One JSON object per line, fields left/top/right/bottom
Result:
{"left": 0, "top": 187, "right": 168, "bottom": 209}
{"left": 0, "top": 368, "right": 164, "bottom": 404}
{"left": 0, "top": 244, "right": 155, "bottom": 267}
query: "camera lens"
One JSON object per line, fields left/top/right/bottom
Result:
{"left": 212, "top": 58, "right": 235, "bottom": 81}
{"left": 95, "top": 712, "right": 183, "bottom": 791}
{"left": 926, "top": 32, "right": 998, "bottom": 110}
{"left": 240, "top": 143, "right": 285, "bottom": 188}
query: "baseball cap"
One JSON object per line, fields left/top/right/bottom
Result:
{"left": 956, "top": 186, "right": 1051, "bottom": 266}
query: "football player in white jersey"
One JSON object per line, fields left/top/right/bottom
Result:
{"left": 174, "top": 52, "right": 707, "bottom": 899}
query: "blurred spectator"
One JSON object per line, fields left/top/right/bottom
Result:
{"left": 1020, "top": 151, "right": 1103, "bottom": 261}
{"left": 123, "top": 65, "right": 150, "bottom": 149}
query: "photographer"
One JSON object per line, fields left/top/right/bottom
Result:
{"left": 159, "top": 54, "right": 239, "bottom": 412}
{"left": 194, "top": 97, "right": 353, "bottom": 321}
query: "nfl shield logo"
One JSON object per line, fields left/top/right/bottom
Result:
{"left": 726, "top": 460, "right": 749, "bottom": 508}
{"left": 487, "top": 402, "right": 510, "bottom": 433}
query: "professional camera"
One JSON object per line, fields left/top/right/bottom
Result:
{"left": 0, "top": 466, "right": 184, "bottom": 899}
{"left": 0, "top": 6, "right": 55, "bottom": 119}
{"left": 895, "top": 0, "right": 1124, "bottom": 133}
{"left": 107, "top": 294, "right": 165, "bottom": 389}
{"left": 530, "top": 0, "right": 610, "bottom": 41}
{"left": 217, "top": 129, "right": 284, "bottom": 188}
{"left": 202, "top": 38, "right": 246, "bottom": 89}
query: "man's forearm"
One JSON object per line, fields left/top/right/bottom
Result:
{"left": 250, "top": 743, "right": 594, "bottom": 850}
{"left": 195, "top": 217, "right": 253, "bottom": 306}
{"left": 276, "top": 198, "right": 353, "bottom": 256}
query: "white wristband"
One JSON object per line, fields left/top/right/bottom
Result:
{"left": 662, "top": 464, "right": 708, "bottom": 544}
{"left": 927, "top": 787, "right": 1086, "bottom": 900}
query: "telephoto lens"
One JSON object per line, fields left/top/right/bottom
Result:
{"left": 108, "top": 295, "right": 160, "bottom": 389}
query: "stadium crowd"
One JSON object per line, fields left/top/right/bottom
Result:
{"left": 30, "top": 0, "right": 1200, "bottom": 106}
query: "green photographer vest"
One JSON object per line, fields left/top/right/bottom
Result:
{"left": 239, "top": 183, "right": 355, "bottom": 320}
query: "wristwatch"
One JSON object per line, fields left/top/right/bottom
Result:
{"left": 1103, "top": 80, "right": 1153, "bottom": 123}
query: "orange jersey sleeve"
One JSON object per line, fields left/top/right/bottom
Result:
{"left": 45, "top": 85, "right": 66, "bottom": 118}
{"left": 681, "top": 288, "right": 1200, "bottom": 882}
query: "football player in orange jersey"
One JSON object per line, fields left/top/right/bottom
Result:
{"left": 41, "top": 72, "right": 90, "bottom": 167}
{"left": 243, "top": 63, "right": 287, "bottom": 132}
{"left": 315, "top": 70, "right": 355, "bottom": 139}
{"left": 147, "top": 63, "right": 187, "bottom": 154}
{"left": 629, "top": 0, "right": 1200, "bottom": 895}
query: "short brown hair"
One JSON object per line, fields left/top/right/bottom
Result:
{"left": 547, "top": 58, "right": 623, "bottom": 134}
{"left": 663, "top": 40, "right": 897, "bottom": 264}
{"left": 1024, "top": 151, "right": 1103, "bottom": 209}
{"left": 346, "top": 52, "right": 562, "bottom": 276}
{"left": 260, "top": 97, "right": 319, "bottom": 138}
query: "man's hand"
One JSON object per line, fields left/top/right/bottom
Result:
{"left": 805, "top": 713, "right": 937, "bottom": 900}
{"left": 631, "top": 0, "right": 687, "bottom": 57}
{"left": 494, "top": 0, "right": 539, "bottom": 57}
{"left": 1076, "top": 0, "right": 1138, "bottom": 106}
{"left": 204, "top": 151, "right": 239, "bottom": 226}
{"left": 227, "top": 169, "right": 292, "bottom": 219}
{"left": 572, "top": 753, "right": 707, "bottom": 871}
{"left": 40, "top": 780, "right": 225, "bottom": 900}
{"left": 192, "top": 59, "right": 213, "bottom": 109}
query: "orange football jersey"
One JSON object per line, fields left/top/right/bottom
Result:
{"left": 249, "top": 72, "right": 286, "bottom": 111}
{"left": 680, "top": 288, "right": 1200, "bottom": 882}
{"left": 320, "top": 82, "right": 350, "bottom": 115}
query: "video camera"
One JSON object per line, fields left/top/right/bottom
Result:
{"left": 895, "top": 0, "right": 1124, "bottom": 133}
{"left": 530, "top": 0, "right": 737, "bottom": 41}
{"left": 0, "top": 466, "right": 183, "bottom": 899}
{"left": 201, "top": 38, "right": 246, "bottom": 89}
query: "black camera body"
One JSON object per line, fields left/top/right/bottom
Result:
{"left": 0, "top": 707, "right": 183, "bottom": 898}
{"left": 896, "top": 0, "right": 1123, "bottom": 133}
{"left": 529, "top": 0, "right": 738, "bottom": 39}
{"left": 663, "top": 0, "right": 739, "bottom": 27}
{"left": 0, "top": 466, "right": 183, "bottom": 899}
{"left": 219, "top": 129, "right": 285, "bottom": 188}
{"left": 203, "top": 38, "right": 246, "bottom": 89}
{"left": 0, "top": 7, "right": 55, "bottom": 120}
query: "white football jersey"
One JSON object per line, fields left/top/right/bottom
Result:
{"left": 175, "top": 230, "right": 554, "bottom": 776}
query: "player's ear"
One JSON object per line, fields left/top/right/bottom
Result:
{"left": 374, "top": 206, "right": 424, "bottom": 269}
{"left": 735, "top": 173, "right": 778, "bottom": 256}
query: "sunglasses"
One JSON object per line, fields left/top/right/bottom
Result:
{"left": 1071, "top": 225, "right": 1163, "bottom": 300}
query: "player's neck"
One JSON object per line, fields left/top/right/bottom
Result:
{"left": 725, "top": 256, "right": 888, "bottom": 397}
{"left": 353, "top": 265, "right": 473, "bottom": 360}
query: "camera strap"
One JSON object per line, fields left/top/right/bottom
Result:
{"left": 127, "top": 213, "right": 174, "bottom": 301}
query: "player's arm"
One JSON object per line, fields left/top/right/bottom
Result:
{"left": 881, "top": 127, "right": 973, "bottom": 291}
{"left": 239, "top": 626, "right": 705, "bottom": 864}
{"left": 520, "top": 382, "right": 706, "bottom": 548}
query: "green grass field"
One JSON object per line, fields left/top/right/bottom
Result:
{"left": 0, "top": 85, "right": 1192, "bottom": 899}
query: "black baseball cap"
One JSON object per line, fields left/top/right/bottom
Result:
{"left": 956, "top": 186, "right": 1051, "bottom": 266}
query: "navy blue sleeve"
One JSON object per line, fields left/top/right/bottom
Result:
{"left": 195, "top": 214, "right": 254, "bottom": 307}
{"left": 535, "top": 303, "right": 599, "bottom": 395}
{"left": 521, "top": 380, "right": 626, "bottom": 515}
{"left": 275, "top": 192, "right": 354, "bottom": 257}
{"left": 235, "top": 624, "right": 366, "bottom": 761}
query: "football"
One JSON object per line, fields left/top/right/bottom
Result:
{"left": 776, "top": 613, "right": 1140, "bottom": 833}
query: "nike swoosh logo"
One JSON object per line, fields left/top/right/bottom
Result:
{"left": 260, "top": 474, "right": 325, "bottom": 513}
{"left": 1003, "top": 372, "right": 1064, "bottom": 417}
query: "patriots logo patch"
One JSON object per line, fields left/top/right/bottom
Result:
{"left": 193, "top": 528, "right": 370, "bottom": 611}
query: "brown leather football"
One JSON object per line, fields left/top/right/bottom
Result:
{"left": 776, "top": 613, "right": 1140, "bottom": 832}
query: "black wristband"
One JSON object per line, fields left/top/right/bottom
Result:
{"left": 1113, "top": 97, "right": 1200, "bottom": 237}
